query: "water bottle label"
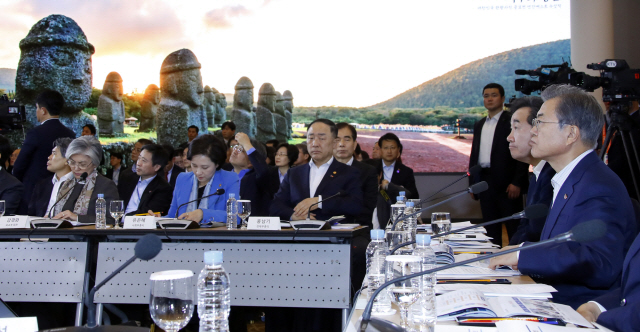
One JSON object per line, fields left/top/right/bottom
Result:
{"left": 248, "top": 217, "right": 281, "bottom": 230}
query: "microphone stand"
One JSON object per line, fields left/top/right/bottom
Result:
{"left": 174, "top": 189, "right": 225, "bottom": 219}
{"left": 306, "top": 191, "right": 343, "bottom": 220}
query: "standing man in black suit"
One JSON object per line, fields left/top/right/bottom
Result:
{"left": 29, "top": 137, "right": 73, "bottom": 217}
{"left": 161, "top": 144, "right": 184, "bottom": 188}
{"left": 120, "top": 144, "right": 173, "bottom": 216}
{"left": 105, "top": 152, "right": 123, "bottom": 186}
{"left": 0, "top": 135, "right": 24, "bottom": 215}
{"left": 375, "top": 133, "right": 419, "bottom": 199}
{"left": 12, "top": 90, "right": 76, "bottom": 213}
{"left": 469, "top": 83, "right": 529, "bottom": 245}
{"left": 335, "top": 122, "right": 377, "bottom": 228}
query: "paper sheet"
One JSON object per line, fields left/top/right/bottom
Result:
{"left": 495, "top": 320, "right": 597, "bottom": 331}
{"left": 436, "top": 284, "right": 557, "bottom": 298}
{"left": 437, "top": 266, "right": 522, "bottom": 278}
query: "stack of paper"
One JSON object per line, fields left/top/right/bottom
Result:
{"left": 437, "top": 265, "right": 522, "bottom": 278}
{"left": 436, "top": 283, "right": 557, "bottom": 299}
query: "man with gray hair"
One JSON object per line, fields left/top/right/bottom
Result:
{"left": 490, "top": 84, "right": 637, "bottom": 308}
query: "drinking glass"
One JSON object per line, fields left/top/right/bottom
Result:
{"left": 0, "top": 200, "right": 5, "bottom": 217}
{"left": 386, "top": 230, "right": 412, "bottom": 255}
{"left": 431, "top": 212, "right": 451, "bottom": 244}
{"left": 110, "top": 200, "right": 124, "bottom": 229}
{"left": 385, "top": 255, "right": 421, "bottom": 329}
{"left": 237, "top": 200, "right": 251, "bottom": 230}
{"left": 149, "top": 270, "right": 194, "bottom": 332}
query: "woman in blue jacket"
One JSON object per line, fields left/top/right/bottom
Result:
{"left": 165, "top": 134, "right": 239, "bottom": 223}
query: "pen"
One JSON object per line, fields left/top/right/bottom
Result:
{"left": 455, "top": 251, "right": 492, "bottom": 254}
{"left": 135, "top": 213, "right": 158, "bottom": 216}
{"left": 458, "top": 317, "right": 563, "bottom": 324}
{"left": 438, "top": 278, "right": 511, "bottom": 284}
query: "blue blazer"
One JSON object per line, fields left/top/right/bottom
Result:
{"left": 166, "top": 170, "right": 239, "bottom": 223}
{"left": 518, "top": 151, "right": 637, "bottom": 308}
{"left": 595, "top": 233, "right": 640, "bottom": 332}
{"left": 270, "top": 159, "right": 363, "bottom": 222}
{"left": 509, "top": 162, "right": 555, "bottom": 244}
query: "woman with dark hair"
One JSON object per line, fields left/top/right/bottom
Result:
{"left": 164, "top": 134, "right": 239, "bottom": 223}
{"left": 274, "top": 143, "right": 298, "bottom": 184}
{"left": 82, "top": 124, "right": 96, "bottom": 136}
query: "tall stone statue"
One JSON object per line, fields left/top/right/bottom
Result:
{"left": 283, "top": 90, "right": 294, "bottom": 140}
{"left": 220, "top": 94, "right": 228, "bottom": 120}
{"left": 97, "top": 72, "right": 125, "bottom": 136}
{"left": 204, "top": 86, "right": 217, "bottom": 127}
{"left": 157, "top": 49, "right": 204, "bottom": 147}
{"left": 139, "top": 84, "right": 160, "bottom": 132}
{"left": 15, "top": 14, "right": 96, "bottom": 144}
{"left": 231, "top": 77, "right": 256, "bottom": 138}
{"left": 214, "top": 91, "right": 227, "bottom": 125}
{"left": 273, "top": 91, "right": 288, "bottom": 142}
{"left": 256, "top": 83, "right": 277, "bottom": 142}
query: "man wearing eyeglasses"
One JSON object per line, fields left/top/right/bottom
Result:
{"left": 489, "top": 84, "right": 637, "bottom": 309}
{"left": 469, "top": 83, "right": 529, "bottom": 245}
{"left": 228, "top": 133, "right": 271, "bottom": 217}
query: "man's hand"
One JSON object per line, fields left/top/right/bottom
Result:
{"left": 148, "top": 210, "right": 161, "bottom": 217}
{"left": 291, "top": 212, "right": 316, "bottom": 221}
{"left": 293, "top": 197, "right": 320, "bottom": 216}
{"left": 488, "top": 245, "right": 520, "bottom": 270}
{"left": 577, "top": 302, "right": 602, "bottom": 322}
{"left": 506, "top": 184, "right": 521, "bottom": 199}
{"left": 53, "top": 210, "right": 78, "bottom": 221}
{"left": 178, "top": 209, "right": 203, "bottom": 222}
{"left": 235, "top": 133, "right": 253, "bottom": 151}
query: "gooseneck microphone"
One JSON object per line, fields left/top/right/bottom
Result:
{"left": 47, "top": 172, "right": 89, "bottom": 218}
{"left": 306, "top": 191, "right": 346, "bottom": 220}
{"left": 86, "top": 234, "right": 162, "bottom": 328}
{"left": 359, "top": 220, "right": 608, "bottom": 332}
{"left": 174, "top": 188, "right": 225, "bottom": 218}
{"left": 418, "top": 165, "right": 482, "bottom": 205}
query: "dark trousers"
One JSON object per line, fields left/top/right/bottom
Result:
{"left": 477, "top": 170, "right": 523, "bottom": 245}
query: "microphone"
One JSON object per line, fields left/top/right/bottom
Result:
{"left": 307, "top": 190, "right": 346, "bottom": 220}
{"left": 174, "top": 188, "right": 225, "bottom": 218}
{"left": 77, "top": 172, "right": 88, "bottom": 185}
{"left": 359, "top": 219, "right": 607, "bottom": 331}
{"left": 418, "top": 165, "right": 482, "bottom": 205}
{"left": 390, "top": 181, "right": 488, "bottom": 231}
{"left": 86, "top": 234, "right": 162, "bottom": 328}
{"left": 47, "top": 172, "right": 89, "bottom": 218}
{"left": 389, "top": 203, "right": 549, "bottom": 254}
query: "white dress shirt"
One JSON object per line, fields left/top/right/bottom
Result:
{"left": 46, "top": 172, "right": 74, "bottom": 216}
{"left": 278, "top": 170, "right": 286, "bottom": 183}
{"left": 478, "top": 111, "right": 504, "bottom": 168}
{"left": 167, "top": 167, "right": 173, "bottom": 183}
{"left": 346, "top": 156, "right": 355, "bottom": 166}
{"left": 550, "top": 149, "right": 593, "bottom": 206}
{"left": 309, "top": 157, "right": 334, "bottom": 208}
{"left": 382, "top": 160, "right": 396, "bottom": 182}
{"left": 125, "top": 175, "right": 156, "bottom": 214}
{"left": 532, "top": 160, "right": 547, "bottom": 181}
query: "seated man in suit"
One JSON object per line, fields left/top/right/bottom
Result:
{"left": 230, "top": 133, "right": 271, "bottom": 217}
{"left": 29, "top": 137, "right": 73, "bottom": 217}
{"left": 334, "top": 122, "right": 377, "bottom": 228}
{"left": 119, "top": 138, "right": 153, "bottom": 184}
{"left": 105, "top": 152, "right": 123, "bottom": 186}
{"left": 577, "top": 231, "right": 640, "bottom": 332}
{"left": 161, "top": 144, "right": 184, "bottom": 188}
{"left": 121, "top": 144, "right": 173, "bottom": 216}
{"left": 0, "top": 135, "right": 23, "bottom": 215}
{"left": 505, "top": 96, "right": 555, "bottom": 244}
{"left": 271, "top": 119, "right": 363, "bottom": 222}
{"left": 489, "top": 84, "right": 637, "bottom": 308}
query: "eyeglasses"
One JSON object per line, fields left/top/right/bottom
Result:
{"left": 276, "top": 153, "right": 288, "bottom": 157}
{"left": 231, "top": 144, "right": 244, "bottom": 153}
{"left": 532, "top": 118, "right": 563, "bottom": 130}
{"left": 68, "top": 158, "right": 93, "bottom": 169}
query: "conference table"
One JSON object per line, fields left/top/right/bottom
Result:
{"left": 0, "top": 225, "right": 368, "bottom": 328}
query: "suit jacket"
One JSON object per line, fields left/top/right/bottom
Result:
{"left": 518, "top": 151, "right": 637, "bottom": 308}
{"left": 509, "top": 162, "right": 555, "bottom": 244}
{"left": 240, "top": 150, "right": 279, "bottom": 217}
{"left": 167, "top": 164, "right": 184, "bottom": 188}
{"left": 373, "top": 159, "right": 419, "bottom": 199}
{"left": 119, "top": 175, "right": 173, "bottom": 216}
{"left": 12, "top": 118, "right": 75, "bottom": 212}
{"left": 28, "top": 175, "right": 55, "bottom": 217}
{"left": 61, "top": 174, "right": 119, "bottom": 224}
{"left": 468, "top": 111, "right": 529, "bottom": 192}
{"left": 105, "top": 166, "right": 124, "bottom": 186}
{"left": 0, "top": 168, "right": 24, "bottom": 215}
{"left": 270, "top": 158, "right": 363, "bottom": 222}
{"left": 166, "top": 170, "right": 239, "bottom": 223}
{"left": 595, "top": 232, "right": 640, "bottom": 332}
{"left": 350, "top": 160, "right": 378, "bottom": 228}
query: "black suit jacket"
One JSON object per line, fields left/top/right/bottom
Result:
{"left": 105, "top": 166, "right": 124, "bottom": 186}
{"left": 509, "top": 162, "right": 555, "bottom": 244}
{"left": 28, "top": 175, "right": 55, "bottom": 217}
{"left": 350, "top": 160, "right": 378, "bottom": 228}
{"left": 270, "top": 159, "right": 363, "bottom": 222}
{"left": 0, "top": 168, "right": 24, "bottom": 215}
{"left": 167, "top": 164, "right": 184, "bottom": 188}
{"left": 469, "top": 111, "right": 529, "bottom": 191}
{"left": 12, "top": 119, "right": 75, "bottom": 212}
{"left": 119, "top": 175, "right": 173, "bottom": 216}
{"left": 372, "top": 159, "right": 419, "bottom": 199}
{"left": 61, "top": 174, "right": 119, "bottom": 224}
{"left": 240, "top": 151, "right": 278, "bottom": 217}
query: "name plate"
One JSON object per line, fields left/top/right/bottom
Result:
{"left": 123, "top": 216, "right": 156, "bottom": 229}
{"left": 0, "top": 216, "right": 30, "bottom": 229}
{"left": 248, "top": 217, "right": 281, "bottom": 230}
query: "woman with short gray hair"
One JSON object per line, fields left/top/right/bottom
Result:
{"left": 52, "top": 136, "right": 119, "bottom": 223}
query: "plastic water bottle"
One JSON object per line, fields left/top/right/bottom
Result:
{"left": 95, "top": 194, "right": 106, "bottom": 229}
{"left": 197, "top": 251, "right": 230, "bottom": 332}
{"left": 366, "top": 229, "right": 389, "bottom": 280}
{"left": 226, "top": 193, "right": 237, "bottom": 229}
{"left": 411, "top": 234, "right": 437, "bottom": 331}
{"left": 398, "top": 191, "right": 407, "bottom": 204}
{"left": 365, "top": 230, "right": 392, "bottom": 313}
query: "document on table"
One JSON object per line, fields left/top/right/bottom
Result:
{"left": 437, "top": 265, "right": 521, "bottom": 278}
{"left": 496, "top": 320, "right": 598, "bottom": 331}
{"left": 436, "top": 283, "right": 557, "bottom": 299}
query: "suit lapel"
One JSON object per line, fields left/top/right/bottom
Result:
{"left": 207, "top": 171, "right": 225, "bottom": 207}
{"left": 472, "top": 117, "right": 487, "bottom": 158}
{"left": 137, "top": 177, "right": 158, "bottom": 208}
{"left": 622, "top": 235, "right": 640, "bottom": 287}
{"left": 313, "top": 161, "right": 339, "bottom": 197}
{"left": 301, "top": 164, "right": 310, "bottom": 198}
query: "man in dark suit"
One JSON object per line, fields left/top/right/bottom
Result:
{"left": 503, "top": 96, "right": 555, "bottom": 245}
{"left": 0, "top": 136, "right": 23, "bottom": 215}
{"left": 469, "top": 83, "right": 529, "bottom": 245}
{"left": 119, "top": 144, "right": 173, "bottom": 216}
{"left": 334, "top": 123, "right": 377, "bottom": 228}
{"left": 105, "top": 152, "right": 123, "bottom": 186}
{"left": 12, "top": 90, "right": 75, "bottom": 213}
{"left": 119, "top": 138, "right": 153, "bottom": 185}
{"left": 161, "top": 144, "right": 184, "bottom": 188}
{"left": 28, "top": 137, "right": 73, "bottom": 217}
{"left": 374, "top": 133, "right": 419, "bottom": 200}
{"left": 490, "top": 85, "right": 637, "bottom": 308}
{"left": 229, "top": 134, "right": 271, "bottom": 217}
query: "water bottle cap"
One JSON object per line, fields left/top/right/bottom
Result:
{"left": 406, "top": 202, "right": 414, "bottom": 207}
{"left": 416, "top": 234, "right": 432, "bottom": 245}
{"left": 370, "top": 229, "right": 384, "bottom": 239}
{"left": 97, "top": 193, "right": 104, "bottom": 198}
{"left": 399, "top": 191, "right": 406, "bottom": 196}
{"left": 396, "top": 196, "right": 402, "bottom": 201}
{"left": 229, "top": 193, "right": 235, "bottom": 198}
{"left": 204, "top": 251, "right": 223, "bottom": 265}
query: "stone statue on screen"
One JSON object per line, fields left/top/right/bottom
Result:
{"left": 14, "top": 14, "right": 96, "bottom": 144}
{"left": 273, "top": 91, "right": 288, "bottom": 142}
{"left": 215, "top": 91, "right": 227, "bottom": 125}
{"left": 97, "top": 72, "right": 125, "bottom": 136}
{"left": 283, "top": 90, "right": 294, "bottom": 140}
{"left": 256, "top": 83, "right": 277, "bottom": 142}
{"left": 157, "top": 48, "right": 204, "bottom": 147}
{"left": 139, "top": 84, "right": 160, "bottom": 132}
{"left": 231, "top": 76, "right": 256, "bottom": 138}
{"left": 204, "top": 86, "right": 217, "bottom": 127}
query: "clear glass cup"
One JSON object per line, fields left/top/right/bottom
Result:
{"left": 385, "top": 255, "right": 421, "bottom": 329}
{"left": 110, "top": 200, "right": 124, "bottom": 229}
{"left": 0, "top": 200, "right": 5, "bottom": 217}
{"left": 237, "top": 200, "right": 251, "bottom": 230}
{"left": 149, "top": 270, "right": 194, "bottom": 332}
{"left": 431, "top": 212, "right": 451, "bottom": 244}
